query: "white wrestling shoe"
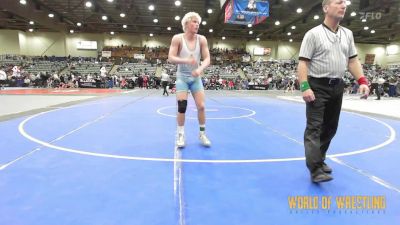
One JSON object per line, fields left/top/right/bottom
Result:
{"left": 176, "top": 133, "right": 185, "bottom": 148}
{"left": 199, "top": 133, "right": 211, "bottom": 147}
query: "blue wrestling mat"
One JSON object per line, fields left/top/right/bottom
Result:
{"left": 0, "top": 91, "right": 399, "bottom": 225}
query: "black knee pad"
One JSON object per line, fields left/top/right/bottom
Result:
{"left": 177, "top": 100, "right": 188, "bottom": 113}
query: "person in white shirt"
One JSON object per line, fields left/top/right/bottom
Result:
{"left": 160, "top": 69, "right": 170, "bottom": 96}
{"left": 12, "top": 66, "right": 21, "bottom": 78}
{"left": 100, "top": 66, "right": 110, "bottom": 88}
{"left": 100, "top": 66, "right": 107, "bottom": 78}
{"left": 12, "top": 65, "right": 24, "bottom": 86}
{"left": 0, "top": 68, "right": 7, "bottom": 89}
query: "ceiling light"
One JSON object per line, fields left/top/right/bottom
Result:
{"left": 102, "top": 15, "right": 108, "bottom": 20}
{"left": 202, "top": 21, "right": 207, "bottom": 25}
{"left": 209, "top": 29, "right": 213, "bottom": 33}
{"left": 77, "top": 22, "right": 82, "bottom": 26}
{"left": 350, "top": 12, "right": 356, "bottom": 17}
{"left": 287, "top": 32, "right": 291, "bottom": 36}
{"left": 247, "top": 24, "right": 252, "bottom": 28}
{"left": 175, "top": 1, "right": 181, "bottom": 6}
{"left": 207, "top": 9, "right": 213, "bottom": 14}
{"left": 70, "top": 30, "right": 74, "bottom": 33}
{"left": 29, "top": 21, "right": 34, "bottom": 25}
{"left": 289, "top": 39, "right": 293, "bottom": 42}
{"left": 167, "top": 27, "right": 171, "bottom": 30}
{"left": 275, "top": 21, "right": 280, "bottom": 25}
{"left": 249, "top": 30, "right": 253, "bottom": 34}
{"left": 107, "top": 0, "right": 114, "bottom": 2}
{"left": 48, "top": 13, "right": 54, "bottom": 18}
{"left": 291, "top": 25, "right": 296, "bottom": 29}
{"left": 296, "top": 8, "right": 302, "bottom": 13}
{"left": 120, "top": 13, "right": 126, "bottom": 18}
{"left": 362, "top": 18, "right": 366, "bottom": 22}
{"left": 28, "top": 28, "right": 34, "bottom": 32}
{"left": 313, "top": 15, "right": 319, "bottom": 20}
{"left": 149, "top": 33, "right": 154, "bottom": 37}
{"left": 175, "top": 16, "right": 180, "bottom": 21}
{"left": 256, "top": 37, "right": 260, "bottom": 41}
{"left": 222, "top": 36, "right": 226, "bottom": 40}
{"left": 110, "top": 31, "right": 114, "bottom": 35}
{"left": 364, "top": 26, "right": 369, "bottom": 30}
{"left": 153, "top": 18, "right": 158, "bottom": 23}
{"left": 148, "top": 4, "right": 155, "bottom": 11}
{"left": 123, "top": 24, "right": 127, "bottom": 28}
{"left": 20, "top": 0, "right": 27, "bottom": 5}
{"left": 85, "top": 1, "right": 92, "bottom": 8}
{"left": 371, "top": 30, "right": 375, "bottom": 34}
{"left": 346, "top": 1, "right": 351, "bottom": 6}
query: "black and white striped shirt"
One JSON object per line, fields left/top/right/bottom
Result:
{"left": 299, "top": 24, "right": 357, "bottom": 79}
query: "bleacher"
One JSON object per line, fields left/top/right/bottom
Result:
{"left": 115, "top": 62, "right": 156, "bottom": 77}
{"left": 204, "top": 64, "right": 241, "bottom": 79}
{"left": 24, "top": 61, "right": 67, "bottom": 74}
{"left": 0, "top": 54, "right": 23, "bottom": 66}
{"left": 63, "top": 62, "right": 113, "bottom": 76}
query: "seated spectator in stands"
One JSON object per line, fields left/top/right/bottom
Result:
{"left": 170, "top": 82, "right": 176, "bottom": 94}
{"left": 120, "top": 77, "right": 128, "bottom": 89}
{"left": 388, "top": 76, "right": 397, "bottom": 97}
{"left": 137, "top": 75, "right": 143, "bottom": 88}
{"left": 143, "top": 75, "right": 149, "bottom": 89}
{"left": 242, "top": 79, "right": 249, "bottom": 90}
{"left": 12, "top": 65, "right": 21, "bottom": 78}
{"left": 12, "top": 65, "right": 23, "bottom": 87}
{"left": 23, "top": 76, "right": 30, "bottom": 87}
{"left": 0, "top": 67, "right": 7, "bottom": 89}
{"left": 228, "top": 79, "right": 234, "bottom": 90}
{"left": 285, "top": 77, "right": 295, "bottom": 93}
{"left": 348, "top": 81, "right": 357, "bottom": 94}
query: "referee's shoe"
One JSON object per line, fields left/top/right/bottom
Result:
{"left": 322, "top": 162, "right": 332, "bottom": 173}
{"left": 311, "top": 168, "right": 333, "bottom": 183}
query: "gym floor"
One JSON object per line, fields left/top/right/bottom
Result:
{"left": 1, "top": 88, "right": 399, "bottom": 225}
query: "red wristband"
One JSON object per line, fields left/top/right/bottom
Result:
{"left": 357, "top": 76, "right": 368, "bottom": 85}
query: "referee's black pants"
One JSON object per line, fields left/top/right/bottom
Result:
{"left": 304, "top": 77, "right": 344, "bottom": 173}
{"left": 162, "top": 81, "right": 168, "bottom": 95}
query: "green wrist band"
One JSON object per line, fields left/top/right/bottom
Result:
{"left": 300, "top": 81, "right": 310, "bottom": 92}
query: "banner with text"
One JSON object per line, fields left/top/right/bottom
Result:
{"left": 134, "top": 54, "right": 146, "bottom": 60}
{"left": 225, "top": 0, "right": 269, "bottom": 25}
{"left": 101, "top": 51, "right": 112, "bottom": 58}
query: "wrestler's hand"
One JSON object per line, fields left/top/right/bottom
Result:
{"left": 192, "top": 68, "right": 202, "bottom": 77}
{"left": 187, "top": 55, "right": 197, "bottom": 66}
{"left": 302, "top": 89, "right": 315, "bottom": 102}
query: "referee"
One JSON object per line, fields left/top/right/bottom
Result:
{"left": 297, "top": 0, "right": 370, "bottom": 183}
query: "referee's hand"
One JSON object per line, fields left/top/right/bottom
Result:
{"left": 302, "top": 89, "right": 315, "bottom": 102}
{"left": 358, "top": 84, "right": 370, "bottom": 99}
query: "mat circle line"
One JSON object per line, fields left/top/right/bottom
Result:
{"left": 157, "top": 105, "right": 256, "bottom": 120}
{"left": 18, "top": 104, "right": 396, "bottom": 163}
